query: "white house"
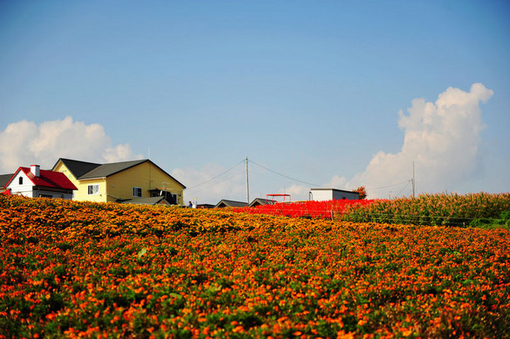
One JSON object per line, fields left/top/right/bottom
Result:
{"left": 309, "top": 188, "right": 359, "bottom": 201}
{"left": 4, "top": 165, "right": 77, "bottom": 199}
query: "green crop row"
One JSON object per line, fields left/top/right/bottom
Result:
{"left": 341, "top": 192, "right": 510, "bottom": 227}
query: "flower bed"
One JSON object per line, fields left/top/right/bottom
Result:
{"left": 1, "top": 195, "right": 509, "bottom": 338}
{"left": 234, "top": 199, "right": 375, "bottom": 220}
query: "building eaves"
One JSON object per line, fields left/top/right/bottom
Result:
{"left": 77, "top": 159, "right": 148, "bottom": 179}
{"left": 310, "top": 188, "right": 356, "bottom": 194}
{"left": 52, "top": 158, "right": 101, "bottom": 179}
{"left": 118, "top": 196, "right": 168, "bottom": 205}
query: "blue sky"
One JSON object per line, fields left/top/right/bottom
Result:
{"left": 1, "top": 0, "right": 509, "bottom": 203}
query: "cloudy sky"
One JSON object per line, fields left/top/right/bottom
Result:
{"left": 1, "top": 0, "right": 509, "bottom": 203}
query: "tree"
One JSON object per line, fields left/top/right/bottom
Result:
{"left": 353, "top": 186, "right": 367, "bottom": 200}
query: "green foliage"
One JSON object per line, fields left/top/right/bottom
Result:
{"left": 342, "top": 192, "right": 510, "bottom": 227}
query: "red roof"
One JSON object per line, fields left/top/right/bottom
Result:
{"left": 6, "top": 167, "right": 77, "bottom": 190}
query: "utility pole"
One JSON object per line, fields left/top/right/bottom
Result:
{"left": 245, "top": 157, "right": 250, "bottom": 203}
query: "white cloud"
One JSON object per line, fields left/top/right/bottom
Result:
{"left": 0, "top": 116, "right": 142, "bottom": 172}
{"left": 325, "top": 175, "right": 348, "bottom": 189}
{"left": 172, "top": 163, "right": 247, "bottom": 205}
{"left": 344, "top": 83, "right": 493, "bottom": 198}
{"left": 281, "top": 184, "right": 309, "bottom": 201}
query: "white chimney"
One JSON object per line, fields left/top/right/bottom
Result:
{"left": 31, "top": 164, "right": 40, "bottom": 177}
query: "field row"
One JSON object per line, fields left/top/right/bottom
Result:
{"left": 234, "top": 199, "right": 375, "bottom": 220}
{"left": 234, "top": 193, "right": 510, "bottom": 228}
{"left": 1, "top": 195, "right": 509, "bottom": 338}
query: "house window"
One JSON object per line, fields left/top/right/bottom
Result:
{"left": 19, "top": 177, "right": 23, "bottom": 185}
{"left": 133, "top": 187, "right": 142, "bottom": 197}
{"left": 87, "top": 184, "right": 100, "bottom": 195}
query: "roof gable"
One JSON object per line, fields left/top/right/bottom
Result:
{"left": 78, "top": 159, "right": 148, "bottom": 179}
{"left": 52, "top": 158, "right": 101, "bottom": 179}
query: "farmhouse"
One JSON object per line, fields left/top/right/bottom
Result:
{"left": 52, "top": 158, "right": 186, "bottom": 205}
{"left": 249, "top": 198, "right": 276, "bottom": 207}
{"left": 215, "top": 199, "right": 249, "bottom": 208}
{"left": 3, "top": 165, "right": 77, "bottom": 199}
{"left": 309, "top": 188, "right": 359, "bottom": 201}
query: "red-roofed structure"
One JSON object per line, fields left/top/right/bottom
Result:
{"left": 4, "top": 165, "right": 77, "bottom": 199}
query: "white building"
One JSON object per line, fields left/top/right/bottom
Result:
{"left": 309, "top": 188, "right": 359, "bottom": 201}
{"left": 4, "top": 165, "right": 77, "bottom": 199}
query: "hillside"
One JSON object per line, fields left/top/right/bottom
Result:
{"left": 1, "top": 195, "right": 509, "bottom": 338}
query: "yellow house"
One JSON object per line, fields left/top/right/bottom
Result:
{"left": 52, "top": 158, "right": 186, "bottom": 205}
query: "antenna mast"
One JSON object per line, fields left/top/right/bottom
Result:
{"left": 245, "top": 157, "right": 250, "bottom": 203}
{"left": 412, "top": 161, "right": 416, "bottom": 198}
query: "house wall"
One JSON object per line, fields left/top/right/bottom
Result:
{"left": 7, "top": 171, "right": 35, "bottom": 197}
{"left": 310, "top": 189, "right": 359, "bottom": 201}
{"left": 53, "top": 161, "right": 107, "bottom": 202}
{"left": 32, "top": 189, "right": 74, "bottom": 200}
{"left": 332, "top": 190, "right": 359, "bottom": 200}
{"left": 310, "top": 190, "right": 333, "bottom": 201}
{"left": 79, "top": 178, "right": 108, "bottom": 202}
{"left": 106, "top": 162, "right": 184, "bottom": 204}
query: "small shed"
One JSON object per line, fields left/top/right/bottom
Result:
{"left": 249, "top": 198, "right": 276, "bottom": 207}
{"left": 310, "top": 188, "right": 359, "bottom": 201}
{"left": 215, "top": 199, "right": 249, "bottom": 208}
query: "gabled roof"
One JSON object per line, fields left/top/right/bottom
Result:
{"left": 0, "top": 173, "right": 13, "bottom": 188}
{"left": 78, "top": 159, "right": 148, "bottom": 179}
{"left": 215, "top": 199, "right": 249, "bottom": 208}
{"left": 53, "top": 158, "right": 186, "bottom": 188}
{"left": 5, "top": 167, "right": 77, "bottom": 190}
{"left": 249, "top": 198, "right": 276, "bottom": 207}
{"left": 53, "top": 158, "right": 101, "bottom": 179}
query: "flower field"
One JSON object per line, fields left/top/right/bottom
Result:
{"left": 1, "top": 195, "right": 510, "bottom": 338}
{"left": 233, "top": 200, "right": 375, "bottom": 220}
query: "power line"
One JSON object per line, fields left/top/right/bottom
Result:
{"left": 185, "top": 159, "right": 245, "bottom": 191}
{"left": 249, "top": 158, "right": 321, "bottom": 187}
{"left": 186, "top": 170, "right": 244, "bottom": 195}
{"left": 394, "top": 180, "right": 411, "bottom": 197}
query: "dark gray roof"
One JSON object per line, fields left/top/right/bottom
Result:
{"left": 78, "top": 159, "right": 147, "bottom": 179}
{"left": 0, "top": 173, "right": 14, "bottom": 188}
{"left": 249, "top": 198, "right": 275, "bottom": 207}
{"left": 52, "top": 158, "right": 101, "bottom": 179}
{"left": 215, "top": 199, "right": 249, "bottom": 208}
{"left": 52, "top": 158, "right": 185, "bottom": 188}
{"left": 118, "top": 196, "right": 169, "bottom": 205}
{"left": 310, "top": 188, "right": 358, "bottom": 194}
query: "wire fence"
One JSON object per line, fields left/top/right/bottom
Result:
{"left": 236, "top": 207, "right": 510, "bottom": 227}
{"left": 337, "top": 211, "right": 510, "bottom": 227}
